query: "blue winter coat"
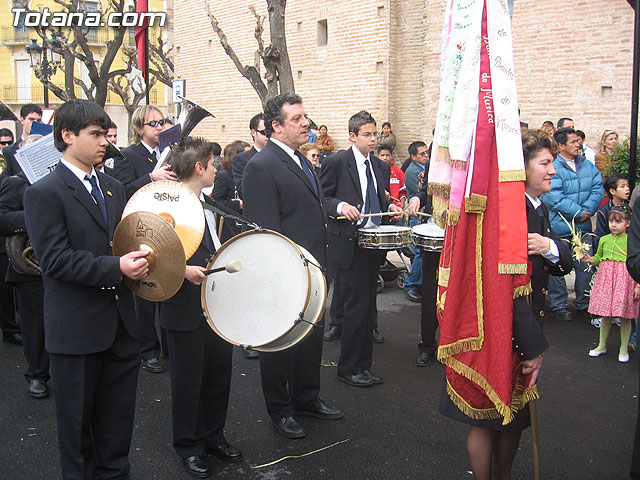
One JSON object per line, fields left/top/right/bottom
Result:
{"left": 540, "top": 154, "right": 603, "bottom": 238}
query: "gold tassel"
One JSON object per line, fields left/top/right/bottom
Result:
{"left": 451, "top": 158, "right": 468, "bottom": 170}
{"left": 438, "top": 267, "right": 450, "bottom": 288}
{"left": 435, "top": 146, "right": 451, "bottom": 165}
{"left": 513, "top": 282, "right": 532, "bottom": 299}
{"left": 447, "top": 208, "right": 460, "bottom": 226}
{"left": 464, "top": 194, "right": 487, "bottom": 213}
{"left": 498, "top": 263, "right": 528, "bottom": 275}
{"left": 428, "top": 182, "right": 452, "bottom": 198}
{"left": 498, "top": 169, "right": 527, "bottom": 182}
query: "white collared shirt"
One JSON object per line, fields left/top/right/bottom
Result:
{"left": 336, "top": 146, "right": 380, "bottom": 228}
{"left": 525, "top": 192, "right": 559, "bottom": 263}
{"left": 269, "top": 138, "right": 301, "bottom": 168}
{"left": 61, "top": 159, "right": 103, "bottom": 200}
{"left": 200, "top": 192, "right": 222, "bottom": 251}
{"left": 141, "top": 140, "right": 161, "bottom": 160}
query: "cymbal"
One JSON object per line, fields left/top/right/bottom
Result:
{"left": 112, "top": 211, "right": 186, "bottom": 302}
{"left": 122, "top": 180, "right": 204, "bottom": 258}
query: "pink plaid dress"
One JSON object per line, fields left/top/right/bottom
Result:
{"left": 588, "top": 260, "right": 639, "bottom": 319}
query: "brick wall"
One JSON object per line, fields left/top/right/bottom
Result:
{"left": 174, "top": 0, "right": 636, "bottom": 156}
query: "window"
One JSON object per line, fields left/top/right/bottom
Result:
{"left": 317, "top": 19, "right": 328, "bottom": 46}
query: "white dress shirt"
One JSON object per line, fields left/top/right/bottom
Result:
{"left": 61, "top": 159, "right": 103, "bottom": 201}
{"left": 200, "top": 192, "right": 222, "bottom": 250}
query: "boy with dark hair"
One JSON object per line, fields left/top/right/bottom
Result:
{"left": 2, "top": 103, "right": 42, "bottom": 176}
{"left": 160, "top": 137, "right": 242, "bottom": 478}
{"left": 595, "top": 173, "right": 630, "bottom": 247}
{"left": 24, "top": 99, "right": 150, "bottom": 479}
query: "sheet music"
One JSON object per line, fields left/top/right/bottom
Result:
{"left": 15, "top": 134, "right": 61, "bottom": 184}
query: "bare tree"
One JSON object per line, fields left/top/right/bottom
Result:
{"left": 206, "top": 0, "right": 295, "bottom": 107}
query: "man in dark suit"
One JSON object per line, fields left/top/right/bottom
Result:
{"left": 113, "top": 105, "right": 176, "bottom": 374}
{"left": 160, "top": 137, "right": 242, "bottom": 478}
{"left": 2, "top": 103, "right": 42, "bottom": 177}
{"left": 243, "top": 93, "right": 343, "bottom": 440}
{"left": 320, "top": 111, "right": 402, "bottom": 387}
{"left": 23, "top": 99, "right": 150, "bottom": 479}
{"left": 231, "top": 113, "right": 267, "bottom": 200}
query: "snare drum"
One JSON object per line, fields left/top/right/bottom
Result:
{"left": 201, "top": 229, "right": 327, "bottom": 352}
{"left": 411, "top": 223, "right": 445, "bottom": 251}
{"left": 357, "top": 225, "right": 412, "bottom": 250}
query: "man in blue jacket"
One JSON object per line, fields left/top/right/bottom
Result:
{"left": 541, "top": 127, "right": 603, "bottom": 322}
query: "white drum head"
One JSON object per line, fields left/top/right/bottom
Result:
{"left": 412, "top": 223, "right": 445, "bottom": 238}
{"left": 202, "top": 231, "right": 310, "bottom": 348}
{"left": 358, "top": 225, "right": 410, "bottom": 234}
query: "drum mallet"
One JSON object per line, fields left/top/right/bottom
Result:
{"left": 203, "top": 260, "right": 242, "bottom": 275}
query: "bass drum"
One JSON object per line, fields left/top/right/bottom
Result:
{"left": 201, "top": 229, "right": 327, "bottom": 352}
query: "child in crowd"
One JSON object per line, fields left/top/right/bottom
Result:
{"left": 583, "top": 205, "right": 640, "bottom": 362}
{"left": 595, "top": 173, "right": 630, "bottom": 248}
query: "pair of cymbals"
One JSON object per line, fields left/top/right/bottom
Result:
{"left": 113, "top": 181, "right": 206, "bottom": 301}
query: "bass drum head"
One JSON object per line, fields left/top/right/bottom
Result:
{"left": 201, "top": 230, "right": 311, "bottom": 349}
{"left": 411, "top": 223, "right": 445, "bottom": 238}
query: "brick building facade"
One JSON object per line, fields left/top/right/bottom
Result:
{"left": 174, "top": 0, "right": 635, "bottom": 157}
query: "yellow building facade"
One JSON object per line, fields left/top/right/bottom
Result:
{"left": 0, "top": 0, "right": 171, "bottom": 144}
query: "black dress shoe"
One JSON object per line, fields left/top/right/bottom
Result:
{"left": 337, "top": 372, "right": 373, "bottom": 387}
{"left": 143, "top": 357, "right": 166, "bottom": 373}
{"left": 323, "top": 325, "right": 341, "bottom": 341}
{"left": 272, "top": 416, "right": 306, "bottom": 439}
{"left": 3, "top": 332, "right": 23, "bottom": 345}
{"left": 206, "top": 442, "right": 243, "bottom": 463}
{"left": 404, "top": 289, "right": 421, "bottom": 302}
{"left": 552, "top": 308, "right": 572, "bottom": 322}
{"left": 415, "top": 352, "right": 432, "bottom": 367}
{"left": 372, "top": 329, "right": 385, "bottom": 343}
{"left": 183, "top": 455, "right": 211, "bottom": 478}
{"left": 242, "top": 347, "right": 259, "bottom": 359}
{"left": 362, "top": 370, "right": 383, "bottom": 384}
{"left": 296, "top": 399, "right": 344, "bottom": 420}
{"left": 28, "top": 379, "right": 49, "bottom": 399}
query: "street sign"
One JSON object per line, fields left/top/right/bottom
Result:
{"left": 172, "top": 79, "right": 186, "bottom": 104}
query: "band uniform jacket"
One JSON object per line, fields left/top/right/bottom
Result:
{"left": 114, "top": 142, "right": 157, "bottom": 198}
{"left": 23, "top": 162, "right": 138, "bottom": 354}
{"left": 513, "top": 197, "right": 572, "bottom": 360}
{"left": 320, "top": 148, "right": 391, "bottom": 270}
{"left": 160, "top": 195, "right": 217, "bottom": 331}
{"left": 2, "top": 141, "right": 22, "bottom": 177}
{"left": 231, "top": 146, "right": 258, "bottom": 200}
{"left": 0, "top": 173, "right": 42, "bottom": 283}
{"left": 242, "top": 141, "right": 329, "bottom": 269}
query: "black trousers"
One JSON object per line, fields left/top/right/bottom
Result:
{"left": 0, "top": 253, "right": 19, "bottom": 335}
{"left": 135, "top": 296, "right": 166, "bottom": 360}
{"left": 15, "top": 280, "right": 49, "bottom": 380}
{"left": 50, "top": 317, "right": 139, "bottom": 480}
{"left": 419, "top": 250, "right": 440, "bottom": 355}
{"left": 336, "top": 248, "right": 383, "bottom": 377}
{"left": 260, "top": 315, "right": 324, "bottom": 420}
{"left": 166, "top": 321, "right": 233, "bottom": 459}
{"left": 329, "top": 273, "right": 379, "bottom": 330}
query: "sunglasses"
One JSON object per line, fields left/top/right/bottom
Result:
{"left": 144, "top": 119, "right": 170, "bottom": 128}
{"left": 0, "top": 140, "right": 12, "bottom": 146}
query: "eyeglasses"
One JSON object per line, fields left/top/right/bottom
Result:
{"left": 358, "top": 132, "right": 379, "bottom": 139}
{"left": 311, "top": 154, "right": 319, "bottom": 159}
{"left": 0, "top": 140, "right": 12, "bottom": 146}
{"left": 144, "top": 119, "right": 170, "bottom": 128}
{"left": 416, "top": 151, "right": 429, "bottom": 157}
{"left": 256, "top": 129, "right": 267, "bottom": 136}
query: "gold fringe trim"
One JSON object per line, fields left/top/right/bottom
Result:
{"left": 438, "top": 337, "right": 484, "bottom": 360}
{"left": 464, "top": 194, "right": 487, "bottom": 214}
{"left": 444, "top": 357, "right": 515, "bottom": 424}
{"left": 498, "top": 263, "right": 528, "bottom": 275}
{"left": 445, "top": 379, "right": 502, "bottom": 421}
{"left": 513, "top": 282, "right": 532, "bottom": 299}
{"left": 498, "top": 169, "right": 526, "bottom": 182}
{"left": 447, "top": 208, "right": 460, "bottom": 226}
{"left": 438, "top": 267, "right": 450, "bottom": 288}
{"left": 431, "top": 196, "right": 450, "bottom": 229}
{"left": 428, "top": 182, "right": 451, "bottom": 198}
{"left": 451, "top": 158, "right": 468, "bottom": 170}
{"left": 435, "top": 146, "right": 451, "bottom": 164}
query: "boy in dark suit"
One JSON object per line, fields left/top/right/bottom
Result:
{"left": 320, "top": 111, "right": 402, "bottom": 387}
{"left": 24, "top": 99, "right": 150, "bottom": 479}
{"left": 160, "top": 137, "right": 242, "bottom": 478}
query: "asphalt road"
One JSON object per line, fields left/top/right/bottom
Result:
{"left": 0, "top": 279, "right": 637, "bottom": 480}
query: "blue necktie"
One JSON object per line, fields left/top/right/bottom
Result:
{"left": 295, "top": 151, "right": 319, "bottom": 196}
{"left": 86, "top": 175, "right": 107, "bottom": 224}
{"left": 364, "top": 159, "right": 381, "bottom": 226}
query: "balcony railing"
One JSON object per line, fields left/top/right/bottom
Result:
{"left": 1, "top": 26, "right": 163, "bottom": 46}
{"left": 1, "top": 85, "right": 157, "bottom": 105}
{"left": 0, "top": 27, "right": 30, "bottom": 44}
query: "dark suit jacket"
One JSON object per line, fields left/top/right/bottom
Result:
{"left": 320, "top": 148, "right": 391, "bottom": 269}
{"left": 231, "top": 146, "right": 258, "bottom": 200}
{"left": 2, "top": 141, "right": 22, "bottom": 177}
{"left": 211, "top": 170, "right": 242, "bottom": 242}
{"left": 627, "top": 196, "right": 640, "bottom": 283}
{"left": 0, "top": 173, "right": 42, "bottom": 283}
{"left": 512, "top": 198, "right": 572, "bottom": 360}
{"left": 242, "top": 141, "right": 329, "bottom": 269}
{"left": 413, "top": 159, "right": 433, "bottom": 214}
{"left": 113, "top": 143, "right": 156, "bottom": 198}
{"left": 23, "top": 162, "right": 137, "bottom": 355}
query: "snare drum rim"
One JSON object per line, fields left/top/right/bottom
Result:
{"left": 200, "top": 229, "right": 313, "bottom": 349}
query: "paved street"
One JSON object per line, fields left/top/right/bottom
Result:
{"left": 0, "top": 278, "right": 637, "bottom": 479}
